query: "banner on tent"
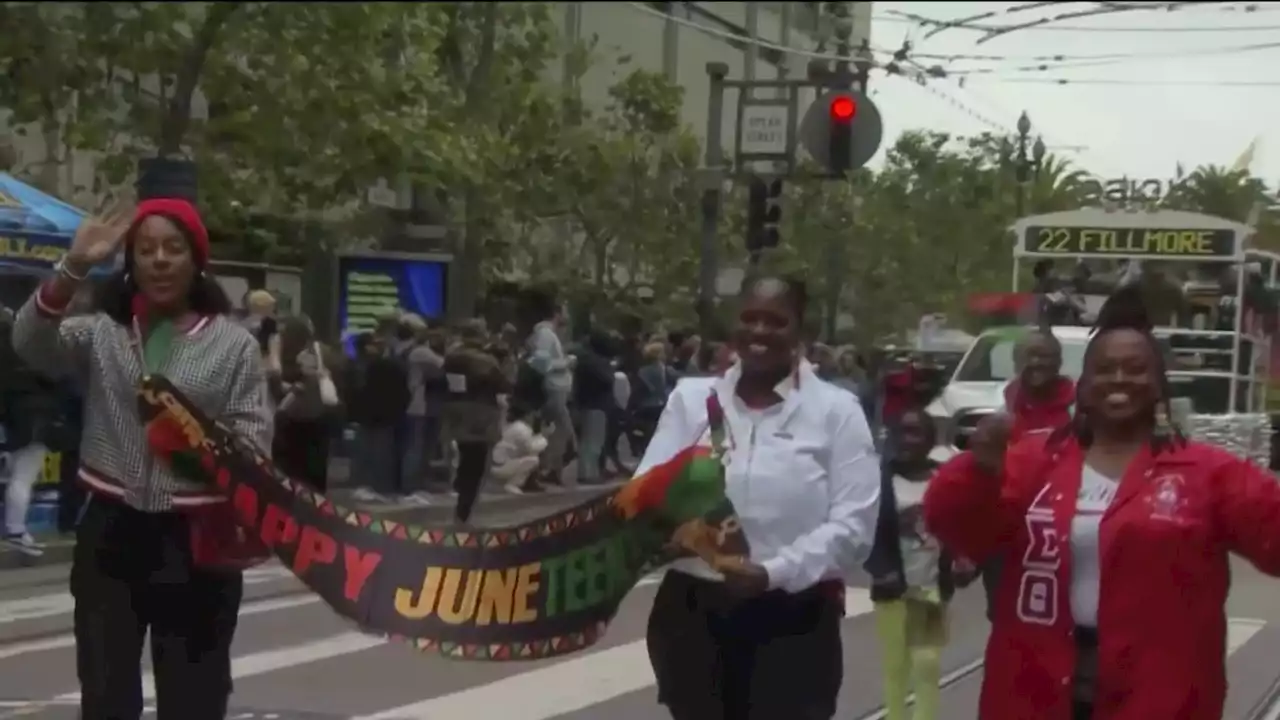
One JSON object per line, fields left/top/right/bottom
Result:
{"left": 0, "top": 235, "right": 65, "bottom": 265}
{"left": 136, "top": 376, "right": 749, "bottom": 661}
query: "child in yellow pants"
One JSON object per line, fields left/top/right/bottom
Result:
{"left": 865, "top": 410, "right": 974, "bottom": 720}
{"left": 873, "top": 590, "right": 946, "bottom": 720}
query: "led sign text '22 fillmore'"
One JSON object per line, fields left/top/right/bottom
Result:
{"left": 1023, "top": 226, "right": 1236, "bottom": 258}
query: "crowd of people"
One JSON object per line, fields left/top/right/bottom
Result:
{"left": 4, "top": 196, "right": 1280, "bottom": 720}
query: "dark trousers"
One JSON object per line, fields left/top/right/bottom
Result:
{"left": 72, "top": 496, "right": 244, "bottom": 720}
{"left": 1072, "top": 626, "right": 1098, "bottom": 720}
{"left": 647, "top": 571, "right": 843, "bottom": 720}
{"left": 453, "top": 441, "right": 489, "bottom": 523}
{"left": 273, "top": 417, "right": 330, "bottom": 493}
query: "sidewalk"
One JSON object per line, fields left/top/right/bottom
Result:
{"left": 1, "top": 457, "right": 623, "bottom": 572}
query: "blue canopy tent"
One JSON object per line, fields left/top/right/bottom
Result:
{"left": 0, "top": 173, "right": 112, "bottom": 276}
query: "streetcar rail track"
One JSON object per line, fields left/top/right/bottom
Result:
{"left": 853, "top": 655, "right": 985, "bottom": 720}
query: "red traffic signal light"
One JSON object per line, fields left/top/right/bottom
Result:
{"left": 830, "top": 95, "right": 857, "bottom": 123}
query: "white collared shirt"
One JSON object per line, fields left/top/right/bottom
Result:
{"left": 635, "top": 361, "right": 882, "bottom": 593}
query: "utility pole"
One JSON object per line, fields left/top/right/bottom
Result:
{"left": 824, "top": 1, "right": 857, "bottom": 343}
{"left": 697, "top": 63, "right": 728, "bottom": 339}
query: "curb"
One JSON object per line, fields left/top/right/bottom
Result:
{"left": 0, "top": 542, "right": 74, "bottom": 575}
{"left": 0, "top": 486, "right": 618, "bottom": 578}
{"left": 370, "top": 484, "right": 617, "bottom": 524}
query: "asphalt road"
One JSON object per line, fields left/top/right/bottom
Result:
{"left": 3, "top": 497, "right": 1280, "bottom": 719}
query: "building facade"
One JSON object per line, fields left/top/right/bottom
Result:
{"left": 558, "top": 2, "right": 874, "bottom": 155}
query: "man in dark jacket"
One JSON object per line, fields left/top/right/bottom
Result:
{"left": 574, "top": 332, "right": 617, "bottom": 487}
{"left": 442, "top": 326, "right": 511, "bottom": 522}
{"left": 0, "top": 314, "right": 60, "bottom": 555}
{"left": 346, "top": 333, "right": 409, "bottom": 502}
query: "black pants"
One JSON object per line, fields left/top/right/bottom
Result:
{"left": 72, "top": 496, "right": 244, "bottom": 720}
{"left": 453, "top": 441, "right": 489, "bottom": 523}
{"left": 647, "top": 571, "right": 843, "bottom": 720}
{"left": 1072, "top": 626, "right": 1098, "bottom": 720}
{"left": 273, "top": 417, "right": 330, "bottom": 493}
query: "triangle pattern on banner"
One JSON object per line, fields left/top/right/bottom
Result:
{"left": 428, "top": 530, "right": 446, "bottom": 544}
{"left": 357, "top": 512, "right": 373, "bottom": 527}
{"left": 442, "top": 533, "right": 458, "bottom": 548}
{"left": 344, "top": 512, "right": 361, "bottom": 527}
{"left": 455, "top": 532, "right": 471, "bottom": 547}
{"left": 489, "top": 643, "right": 509, "bottom": 660}
{"left": 391, "top": 524, "right": 409, "bottom": 540}
{"left": 518, "top": 527, "right": 533, "bottom": 542}
{"left": 485, "top": 534, "right": 501, "bottom": 548}
{"left": 518, "top": 643, "right": 534, "bottom": 658}
{"left": 318, "top": 500, "right": 336, "bottom": 516}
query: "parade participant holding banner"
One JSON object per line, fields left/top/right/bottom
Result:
{"left": 11, "top": 200, "right": 271, "bottom": 720}
{"left": 643, "top": 273, "right": 881, "bottom": 720}
{"left": 923, "top": 286, "right": 1280, "bottom": 720}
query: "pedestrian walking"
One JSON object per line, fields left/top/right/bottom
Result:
{"left": 11, "top": 199, "right": 272, "bottom": 720}
{"left": 924, "top": 285, "right": 1280, "bottom": 720}
{"left": 642, "top": 273, "right": 881, "bottom": 720}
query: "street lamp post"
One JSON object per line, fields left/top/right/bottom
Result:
{"left": 1014, "top": 111, "right": 1046, "bottom": 217}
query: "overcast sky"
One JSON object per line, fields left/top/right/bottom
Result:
{"left": 867, "top": 2, "right": 1279, "bottom": 184}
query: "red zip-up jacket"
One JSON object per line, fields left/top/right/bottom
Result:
{"left": 1003, "top": 376, "right": 1074, "bottom": 442}
{"left": 923, "top": 434, "right": 1280, "bottom": 720}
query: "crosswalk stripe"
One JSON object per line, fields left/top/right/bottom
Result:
{"left": 53, "top": 631, "right": 387, "bottom": 703}
{"left": 0, "top": 565, "right": 296, "bottom": 627}
{"left": 0, "top": 594, "right": 321, "bottom": 661}
{"left": 356, "top": 587, "right": 875, "bottom": 720}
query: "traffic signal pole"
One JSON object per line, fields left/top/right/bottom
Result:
{"left": 698, "top": 65, "right": 728, "bottom": 338}
{"left": 695, "top": 58, "right": 882, "bottom": 339}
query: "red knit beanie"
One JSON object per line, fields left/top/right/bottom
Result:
{"left": 130, "top": 198, "right": 210, "bottom": 268}
{"left": 128, "top": 198, "right": 212, "bottom": 324}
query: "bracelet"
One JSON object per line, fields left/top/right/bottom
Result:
{"left": 54, "top": 257, "right": 90, "bottom": 282}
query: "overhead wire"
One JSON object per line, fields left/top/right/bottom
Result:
{"left": 970, "top": 77, "right": 1280, "bottom": 87}
{"left": 941, "top": 39, "right": 1280, "bottom": 75}
{"left": 876, "top": 12, "right": 1280, "bottom": 32}
{"left": 621, "top": 2, "right": 1022, "bottom": 133}
{"left": 894, "top": 1, "right": 1243, "bottom": 43}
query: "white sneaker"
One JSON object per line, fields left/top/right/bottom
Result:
{"left": 504, "top": 483, "right": 525, "bottom": 495}
{"left": 2, "top": 532, "right": 45, "bottom": 558}
{"left": 350, "top": 488, "right": 383, "bottom": 503}
{"left": 400, "top": 493, "right": 433, "bottom": 507}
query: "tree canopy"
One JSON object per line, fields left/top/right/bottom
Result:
{"left": 0, "top": 2, "right": 1273, "bottom": 337}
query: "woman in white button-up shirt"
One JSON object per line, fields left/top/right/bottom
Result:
{"left": 643, "top": 275, "right": 882, "bottom": 720}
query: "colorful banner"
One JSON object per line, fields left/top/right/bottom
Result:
{"left": 137, "top": 376, "right": 748, "bottom": 661}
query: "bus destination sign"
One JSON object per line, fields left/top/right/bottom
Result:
{"left": 1022, "top": 226, "right": 1236, "bottom": 258}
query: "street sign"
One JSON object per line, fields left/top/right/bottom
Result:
{"left": 366, "top": 179, "right": 397, "bottom": 208}
{"left": 735, "top": 98, "right": 793, "bottom": 163}
{"left": 799, "top": 90, "right": 883, "bottom": 175}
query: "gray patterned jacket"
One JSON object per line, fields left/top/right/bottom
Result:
{"left": 13, "top": 289, "right": 273, "bottom": 512}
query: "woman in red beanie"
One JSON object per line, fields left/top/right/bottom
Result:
{"left": 11, "top": 199, "right": 271, "bottom": 720}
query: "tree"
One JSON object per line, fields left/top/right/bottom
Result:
{"left": 767, "top": 130, "right": 1091, "bottom": 345}
{"left": 549, "top": 69, "right": 704, "bottom": 326}
{"left": 0, "top": 3, "right": 451, "bottom": 252}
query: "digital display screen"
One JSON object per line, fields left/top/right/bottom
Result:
{"left": 336, "top": 254, "right": 448, "bottom": 354}
{"left": 1022, "top": 226, "right": 1236, "bottom": 258}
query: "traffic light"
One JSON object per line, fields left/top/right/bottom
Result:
{"left": 798, "top": 90, "right": 883, "bottom": 177}
{"left": 746, "top": 176, "right": 783, "bottom": 252}
{"left": 828, "top": 94, "right": 856, "bottom": 175}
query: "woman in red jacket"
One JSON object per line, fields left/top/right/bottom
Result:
{"left": 923, "top": 286, "right": 1280, "bottom": 720}
{"left": 981, "top": 329, "right": 1076, "bottom": 619}
{"left": 1003, "top": 328, "right": 1075, "bottom": 441}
